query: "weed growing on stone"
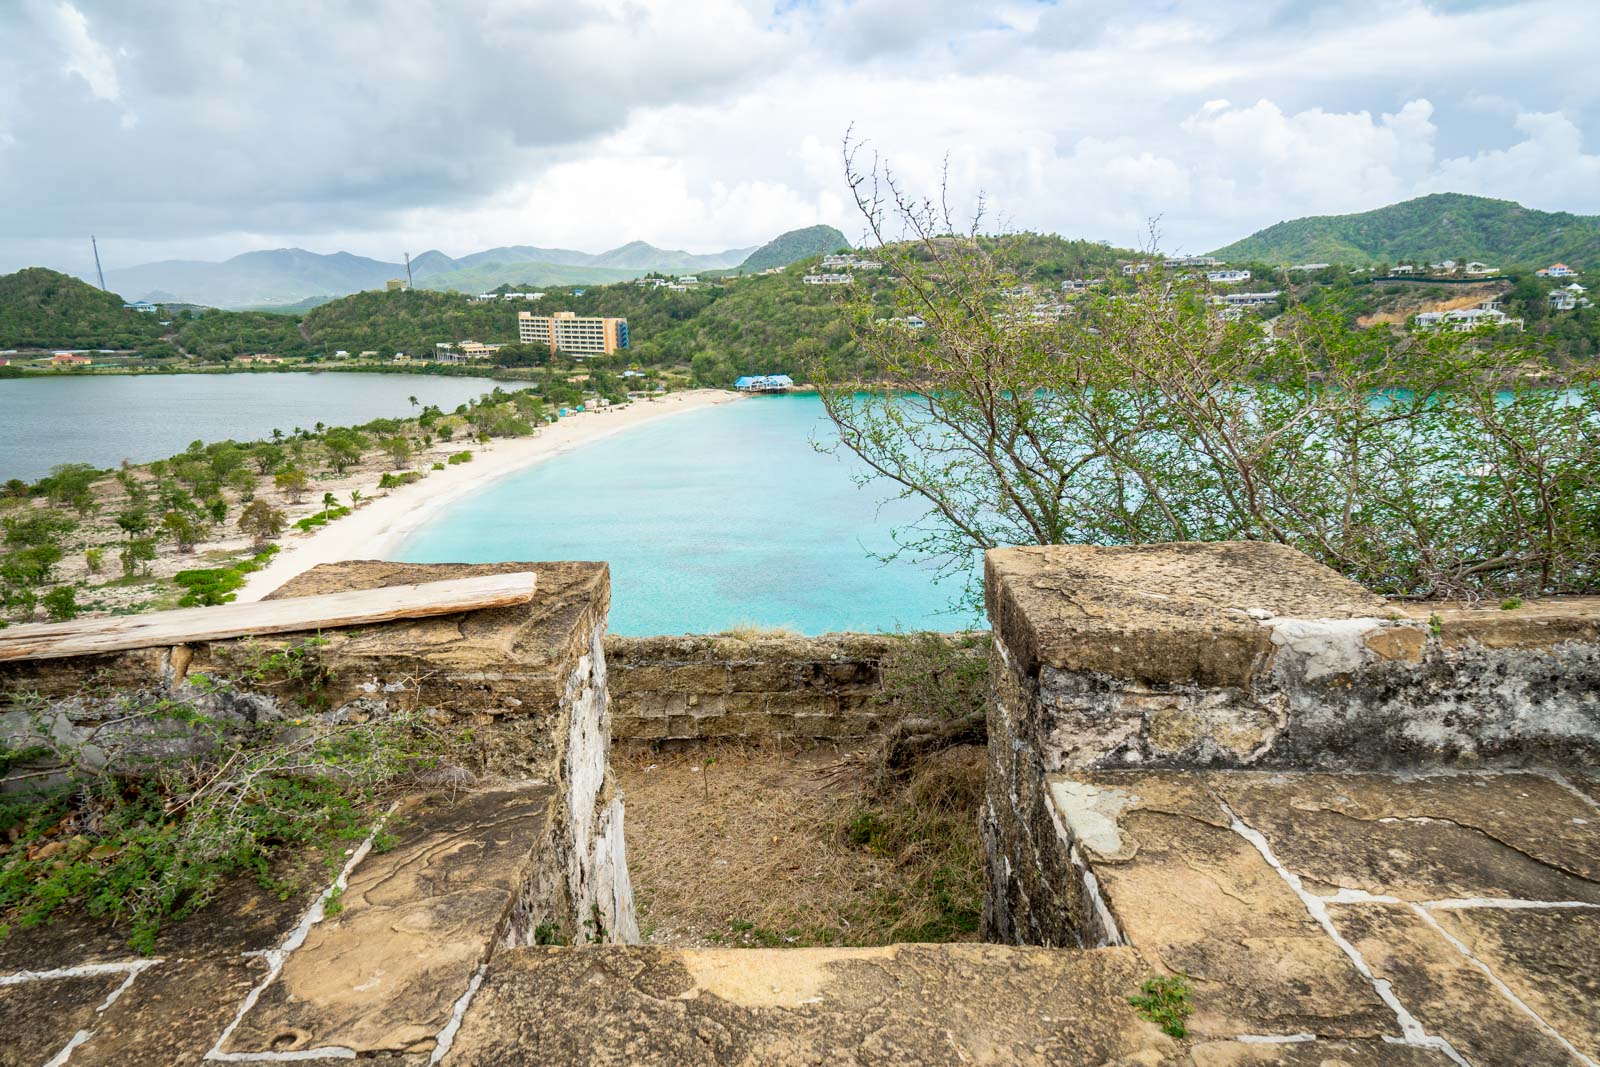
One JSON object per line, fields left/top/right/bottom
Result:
{"left": 0, "top": 644, "right": 465, "bottom": 953}
{"left": 1127, "top": 975, "right": 1192, "bottom": 1038}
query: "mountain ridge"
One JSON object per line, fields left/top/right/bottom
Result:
{"left": 1211, "top": 192, "right": 1600, "bottom": 267}
{"left": 93, "top": 235, "right": 797, "bottom": 308}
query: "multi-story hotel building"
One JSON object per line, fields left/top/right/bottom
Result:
{"left": 517, "top": 311, "right": 630, "bottom": 356}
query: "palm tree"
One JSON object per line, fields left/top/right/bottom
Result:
{"left": 350, "top": 490, "right": 363, "bottom": 507}
{"left": 322, "top": 491, "right": 337, "bottom": 511}
{"left": 408, "top": 395, "right": 419, "bottom": 410}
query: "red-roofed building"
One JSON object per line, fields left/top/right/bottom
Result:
{"left": 1537, "top": 263, "right": 1578, "bottom": 278}
{"left": 50, "top": 353, "right": 92, "bottom": 366}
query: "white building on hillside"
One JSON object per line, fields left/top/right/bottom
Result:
{"left": 1206, "top": 269, "right": 1251, "bottom": 284}
{"left": 802, "top": 273, "right": 853, "bottom": 285}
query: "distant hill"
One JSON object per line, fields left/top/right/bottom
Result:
{"left": 1212, "top": 193, "right": 1600, "bottom": 268}
{"left": 103, "top": 249, "right": 401, "bottom": 310}
{"left": 0, "top": 268, "right": 163, "bottom": 349}
{"left": 738, "top": 225, "right": 850, "bottom": 272}
{"left": 91, "top": 237, "right": 770, "bottom": 308}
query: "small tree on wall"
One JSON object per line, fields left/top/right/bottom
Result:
{"left": 816, "top": 136, "right": 1600, "bottom": 604}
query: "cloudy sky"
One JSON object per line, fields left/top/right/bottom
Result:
{"left": 4, "top": 0, "right": 1599, "bottom": 273}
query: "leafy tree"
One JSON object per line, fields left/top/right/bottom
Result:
{"left": 382, "top": 436, "right": 413, "bottom": 468}
{"left": 120, "top": 537, "right": 157, "bottom": 577}
{"left": 817, "top": 152, "right": 1600, "bottom": 603}
{"left": 322, "top": 429, "right": 368, "bottom": 473}
{"left": 238, "top": 500, "right": 288, "bottom": 548}
{"left": 40, "top": 463, "right": 101, "bottom": 516}
{"left": 250, "top": 444, "right": 286, "bottom": 474}
{"left": 161, "top": 510, "right": 210, "bottom": 554}
{"left": 274, "top": 467, "right": 310, "bottom": 503}
{"left": 114, "top": 506, "right": 153, "bottom": 540}
{"left": 4, "top": 508, "right": 78, "bottom": 549}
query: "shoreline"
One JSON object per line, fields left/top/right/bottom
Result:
{"left": 234, "top": 389, "right": 741, "bottom": 602}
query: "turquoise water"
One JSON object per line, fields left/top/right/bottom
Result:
{"left": 0, "top": 373, "right": 506, "bottom": 482}
{"left": 396, "top": 395, "right": 979, "bottom": 635}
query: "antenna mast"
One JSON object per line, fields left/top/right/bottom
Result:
{"left": 91, "top": 236, "right": 106, "bottom": 290}
{"left": 404, "top": 252, "right": 413, "bottom": 290}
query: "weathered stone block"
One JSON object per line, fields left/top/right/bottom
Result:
{"left": 764, "top": 690, "right": 840, "bottom": 718}
{"left": 443, "top": 944, "right": 1176, "bottom": 1066}
{"left": 726, "top": 661, "right": 802, "bottom": 692}
{"left": 224, "top": 784, "right": 555, "bottom": 1057}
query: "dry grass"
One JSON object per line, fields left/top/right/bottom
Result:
{"left": 618, "top": 739, "right": 985, "bottom": 948}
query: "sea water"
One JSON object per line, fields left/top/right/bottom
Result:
{"left": 0, "top": 372, "right": 505, "bottom": 482}
{"left": 396, "top": 394, "right": 978, "bottom": 635}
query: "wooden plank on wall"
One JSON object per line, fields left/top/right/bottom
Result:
{"left": 0, "top": 572, "right": 538, "bottom": 663}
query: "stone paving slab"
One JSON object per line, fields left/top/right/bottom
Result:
{"left": 1053, "top": 769, "right": 1600, "bottom": 1067}
{"left": 0, "top": 971, "right": 126, "bottom": 1067}
{"left": 1186, "top": 1039, "right": 1456, "bottom": 1065}
{"left": 1210, "top": 772, "right": 1600, "bottom": 901}
{"left": 1051, "top": 775, "right": 1392, "bottom": 1039}
{"left": 1329, "top": 902, "right": 1587, "bottom": 1066}
{"left": 224, "top": 782, "right": 555, "bottom": 1058}
{"left": 66, "top": 956, "right": 266, "bottom": 1067}
{"left": 443, "top": 943, "right": 1179, "bottom": 1065}
{"left": 1431, "top": 906, "right": 1600, "bottom": 1064}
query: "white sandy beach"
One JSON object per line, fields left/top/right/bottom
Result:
{"left": 235, "top": 389, "right": 741, "bottom": 602}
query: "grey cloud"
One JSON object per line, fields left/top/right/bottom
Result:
{"left": 0, "top": 1, "right": 787, "bottom": 250}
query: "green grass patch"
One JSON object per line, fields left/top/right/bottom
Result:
{"left": 291, "top": 505, "right": 351, "bottom": 532}
{"left": 172, "top": 546, "right": 278, "bottom": 607}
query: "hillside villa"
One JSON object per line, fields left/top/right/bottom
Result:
{"left": 1414, "top": 300, "right": 1524, "bottom": 332}
{"left": 1538, "top": 263, "right": 1579, "bottom": 277}
{"left": 733, "top": 374, "right": 795, "bottom": 393}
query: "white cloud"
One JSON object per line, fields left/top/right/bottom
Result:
{"left": 1434, "top": 111, "right": 1600, "bottom": 210}
{"left": 3, "top": 0, "right": 1600, "bottom": 272}
{"left": 42, "top": 0, "right": 122, "bottom": 103}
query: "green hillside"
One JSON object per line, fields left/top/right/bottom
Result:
{"left": 0, "top": 268, "right": 165, "bottom": 349}
{"left": 737, "top": 225, "right": 851, "bottom": 272}
{"left": 1212, "top": 193, "right": 1600, "bottom": 268}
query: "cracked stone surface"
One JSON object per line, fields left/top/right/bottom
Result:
{"left": 1186, "top": 1039, "right": 1455, "bottom": 1065}
{"left": 1211, "top": 772, "right": 1600, "bottom": 902}
{"left": 225, "top": 782, "right": 555, "bottom": 1057}
{"left": 0, "top": 971, "right": 125, "bottom": 1067}
{"left": 1051, "top": 770, "right": 1600, "bottom": 1067}
{"left": 443, "top": 943, "right": 1179, "bottom": 1065}
{"left": 1050, "top": 775, "right": 1391, "bottom": 1039}
{"left": 1329, "top": 902, "right": 1587, "bottom": 1066}
{"left": 67, "top": 956, "right": 267, "bottom": 1066}
{"left": 1430, "top": 906, "right": 1600, "bottom": 1064}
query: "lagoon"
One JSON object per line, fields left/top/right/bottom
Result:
{"left": 396, "top": 394, "right": 977, "bottom": 635}
{"left": 0, "top": 372, "right": 505, "bottom": 482}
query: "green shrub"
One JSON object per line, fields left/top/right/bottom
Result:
{"left": 42, "top": 586, "right": 79, "bottom": 621}
{"left": 291, "top": 505, "right": 351, "bottom": 532}
{"left": 431, "top": 462, "right": 445, "bottom": 471}
{"left": 172, "top": 547, "right": 278, "bottom": 607}
{"left": 377, "top": 471, "right": 422, "bottom": 490}
{"left": 447, "top": 451, "right": 473, "bottom": 465}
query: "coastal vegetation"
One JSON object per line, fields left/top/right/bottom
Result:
{"left": 0, "top": 640, "right": 463, "bottom": 953}
{"left": 818, "top": 153, "right": 1600, "bottom": 604}
{"left": 0, "top": 386, "right": 552, "bottom": 623}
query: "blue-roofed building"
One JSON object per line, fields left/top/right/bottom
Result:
{"left": 733, "top": 374, "right": 796, "bottom": 393}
